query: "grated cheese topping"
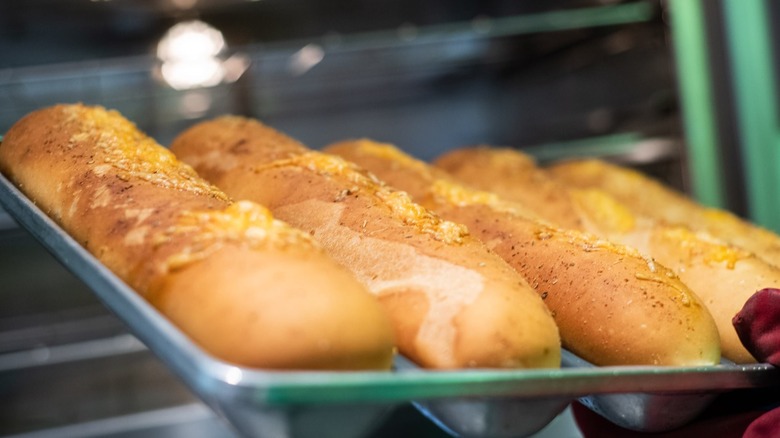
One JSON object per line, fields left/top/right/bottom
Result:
{"left": 63, "top": 105, "right": 229, "bottom": 201}
{"left": 253, "top": 151, "right": 468, "bottom": 245}
{"left": 157, "top": 200, "right": 318, "bottom": 271}
{"left": 657, "top": 226, "right": 749, "bottom": 269}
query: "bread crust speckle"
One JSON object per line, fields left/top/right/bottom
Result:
{"left": 0, "top": 104, "right": 395, "bottom": 370}
{"left": 328, "top": 140, "right": 722, "bottom": 367}
{"left": 171, "top": 117, "right": 561, "bottom": 370}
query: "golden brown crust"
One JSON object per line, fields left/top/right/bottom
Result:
{"left": 632, "top": 225, "right": 778, "bottom": 363}
{"left": 327, "top": 140, "right": 722, "bottom": 366}
{"left": 435, "top": 147, "right": 584, "bottom": 230}
{"left": 0, "top": 104, "right": 395, "bottom": 370}
{"left": 442, "top": 204, "right": 718, "bottom": 366}
{"left": 171, "top": 118, "right": 561, "bottom": 370}
{"left": 567, "top": 188, "right": 780, "bottom": 363}
{"left": 437, "top": 147, "right": 780, "bottom": 363}
{"left": 548, "top": 158, "right": 780, "bottom": 267}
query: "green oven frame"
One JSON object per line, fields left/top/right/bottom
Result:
{"left": 670, "top": 0, "right": 780, "bottom": 231}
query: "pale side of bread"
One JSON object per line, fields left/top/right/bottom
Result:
{"left": 435, "top": 147, "right": 780, "bottom": 363}
{"left": 0, "top": 104, "right": 395, "bottom": 370}
{"left": 547, "top": 158, "right": 780, "bottom": 267}
{"left": 170, "top": 117, "right": 561, "bottom": 370}
{"left": 326, "top": 139, "right": 722, "bottom": 367}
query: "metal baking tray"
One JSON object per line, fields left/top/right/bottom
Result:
{"left": 2, "top": 169, "right": 780, "bottom": 438}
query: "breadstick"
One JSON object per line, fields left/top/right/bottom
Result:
{"left": 436, "top": 146, "right": 780, "bottom": 363}
{"left": 548, "top": 158, "right": 780, "bottom": 267}
{"left": 170, "top": 116, "right": 561, "bottom": 370}
{"left": 327, "top": 139, "right": 721, "bottom": 367}
{"left": 0, "top": 104, "right": 395, "bottom": 370}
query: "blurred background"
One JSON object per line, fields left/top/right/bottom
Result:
{"left": 1, "top": 0, "right": 779, "bottom": 436}
{"left": 0, "top": 0, "right": 686, "bottom": 172}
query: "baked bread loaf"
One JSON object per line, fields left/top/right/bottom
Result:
{"left": 0, "top": 104, "right": 395, "bottom": 370}
{"left": 435, "top": 147, "right": 585, "bottom": 231}
{"left": 169, "top": 116, "right": 561, "bottom": 370}
{"left": 327, "top": 139, "right": 721, "bottom": 367}
{"left": 547, "top": 158, "right": 780, "bottom": 267}
{"left": 436, "top": 146, "right": 780, "bottom": 363}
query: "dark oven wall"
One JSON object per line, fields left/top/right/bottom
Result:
{"left": 1, "top": 0, "right": 681, "bottom": 175}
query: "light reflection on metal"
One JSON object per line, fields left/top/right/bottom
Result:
{"left": 157, "top": 20, "right": 225, "bottom": 63}
{"left": 222, "top": 53, "right": 251, "bottom": 83}
{"left": 224, "top": 366, "right": 243, "bottom": 385}
{"left": 288, "top": 43, "right": 325, "bottom": 76}
{"left": 161, "top": 57, "right": 224, "bottom": 90}
{"left": 157, "top": 20, "right": 231, "bottom": 90}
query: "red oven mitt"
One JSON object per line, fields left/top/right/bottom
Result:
{"left": 742, "top": 408, "right": 780, "bottom": 438}
{"left": 733, "top": 288, "right": 780, "bottom": 367}
{"left": 732, "top": 288, "right": 780, "bottom": 438}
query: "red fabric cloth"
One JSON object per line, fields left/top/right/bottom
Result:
{"left": 733, "top": 288, "right": 780, "bottom": 366}
{"left": 743, "top": 407, "right": 780, "bottom": 438}
{"left": 733, "top": 288, "right": 780, "bottom": 437}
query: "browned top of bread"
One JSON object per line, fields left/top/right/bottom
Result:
{"left": 0, "top": 105, "right": 312, "bottom": 293}
{"left": 171, "top": 118, "right": 562, "bottom": 370}
{"left": 326, "top": 140, "right": 544, "bottom": 220}
{"left": 548, "top": 159, "right": 697, "bottom": 224}
{"left": 435, "top": 147, "right": 585, "bottom": 230}
{"left": 548, "top": 158, "right": 780, "bottom": 267}
{"left": 326, "top": 139, "right": 722, "bottom": 367}
{"left": 0, "top": 104, "right": 396, "bottom": 370}
{"left": 432, "top": 146, "right": 780, "bottom": 363}
{"left": 171, "top": 115, "right": 309, "bottom": 182}
{"left": 173, "top": 119, "right": 470, "bottom": 247}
